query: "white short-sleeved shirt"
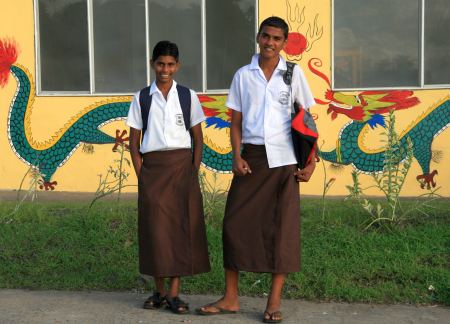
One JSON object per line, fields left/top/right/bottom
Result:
{"left": 226, "top": 54, "right": 316, "bottom": 168}
{"left": 126, "top": 80, "right": 206, "bottom": 154}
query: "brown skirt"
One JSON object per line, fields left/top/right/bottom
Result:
{"left": 223, "top": 144, "right": 300, "bottom": 273}
{"left": 138, "top": 149, "right": 210, "bottom": 277}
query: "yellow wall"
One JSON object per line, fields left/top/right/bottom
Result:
{"left": 1, "top": 0, "right": 449, "bottom": 196}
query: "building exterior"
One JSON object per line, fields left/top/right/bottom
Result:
{"left": 1, "top": 0, "right": 449, "bottom": 196}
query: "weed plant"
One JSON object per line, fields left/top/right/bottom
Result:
{"left": 345, "top": 111, "right": 442, "bottom": 230}
{"left": 89, "top": 143, "right": 136, "bottom": 209}
{"left": 198, "top": 171, "right": 229, "bottom": 229}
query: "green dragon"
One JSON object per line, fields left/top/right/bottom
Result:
{"left": 320, "top": 92, "right": 449, "bottom": 189}
{"left": 307, "top": 57, "right": 450, "bottom": 189}
{"left": 1, "top": 41, "right": 232, "bottom": 190}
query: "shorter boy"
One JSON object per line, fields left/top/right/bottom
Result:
{"left": 127, "top": 41, "right": 210, "bottom": 314}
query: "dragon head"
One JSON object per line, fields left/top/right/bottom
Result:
{"left": 326, "top": 90, "right": 366, "bottom": 121}
{"left": 324, "top": 90, "right": 420, "bottom": 127}
{"left": 307, "top": 58, "right": 420, "bottom": 127}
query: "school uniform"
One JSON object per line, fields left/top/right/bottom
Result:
{"left": 126, "top": 80, "right": 210, "bottom": 277}
{"left": 223, "top": 54, "right": 315, "bottom": 273}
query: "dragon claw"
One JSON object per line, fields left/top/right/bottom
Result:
{"left": 416, "top": 170, "right": 438, "bottom": 189}
{"left": 112, "top": 129, "right": 129, "bottom": 151}
{"left": 39, "top": 181, "right": 58, "bottom": 191}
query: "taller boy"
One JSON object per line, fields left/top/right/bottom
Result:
{"left": 197, "top": 17, "right": 316, "bottom": 323}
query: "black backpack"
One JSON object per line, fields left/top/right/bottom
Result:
{"left": 283, "top": 62, "right": 318, "bottom": 169}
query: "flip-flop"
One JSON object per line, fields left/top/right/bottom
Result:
{"left": 195, "top": 303, "right": 238, "bottom": 316}
{"left": 263, "top": 310, "right": 283, "bottom": 323}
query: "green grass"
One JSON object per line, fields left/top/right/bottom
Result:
{"left": 0, "top": 198, "right": 449, "bottom": 305}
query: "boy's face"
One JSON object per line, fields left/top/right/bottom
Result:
{"left": 151, "top": 55, "right": 180, "bottom": 85}
{"left": 257, "top": 26, "right": 287, "bottom": 60}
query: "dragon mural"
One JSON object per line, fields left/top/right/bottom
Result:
{"left": 309, "top": 58, "right": 450, "bottom": 189}
{"left": 2, "top": 32, "right": 449, "bottom": 192}
{"left": 1, "top": 39, "right": 232, "bottom": 190}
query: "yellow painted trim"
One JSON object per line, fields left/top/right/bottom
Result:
{"left": 336, "top": 139, "right": 342, "bottom": 162}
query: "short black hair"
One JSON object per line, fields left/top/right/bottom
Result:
{"left": 151, "top": 40, "right": 179, "bottom": 62}
{"left": 258, "top": 16, "right": 289, "bottom": 39}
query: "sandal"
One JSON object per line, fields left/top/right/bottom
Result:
{"left": 143, "top": 292, "right": 166, "bottom": 309}
{"left": 263, "top": 310, "right": 283, "bottom": 323}
{"left": 165, "top": 296, "right": 189, "bottom": 314}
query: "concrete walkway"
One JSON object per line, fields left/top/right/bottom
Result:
{"left": 0, "top": 290, "right": 449, "bottom": 324}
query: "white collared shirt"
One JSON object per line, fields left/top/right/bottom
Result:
{"left": 226, "top": 54, "right": 316, "bottom": 168}
{"left": 126, "top": 80, "right": 206, "bottom": 154}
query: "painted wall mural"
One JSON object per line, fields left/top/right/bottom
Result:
{"left": 1, "top": 0, "right": 449, "bottom": 196}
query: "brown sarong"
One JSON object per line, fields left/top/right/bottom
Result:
{"left": 223, "top": 144, "right": 300, "bottom": 273}
{"left": 138, "top": 149, "right": 210, "bottom": 277}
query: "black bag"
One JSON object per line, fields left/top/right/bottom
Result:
{"left": 283, "top": 62, "right": 318, "bottom": 169}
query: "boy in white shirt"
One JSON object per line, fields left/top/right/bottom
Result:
{"left": 127, "top": 40, "right": 210, "bottom": 314}
{"left": 197, "top": 17, "right": 316, "bottom": 323}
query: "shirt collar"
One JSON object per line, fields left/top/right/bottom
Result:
{"left": 249, "top": 54, "right": 288, "bottom": 71}
{"left": 149, "top": 80, "right": 178, "bottom": 96}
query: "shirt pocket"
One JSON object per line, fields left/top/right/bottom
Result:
{"left": 269, "top": 85, "right": 291, "bottom": 114}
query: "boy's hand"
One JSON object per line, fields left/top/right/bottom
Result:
{"left": 233, "top": 156, "right": 252, "bottom": 176}
{"left": 295, "top": 159, "right": 316, "bottom": 182}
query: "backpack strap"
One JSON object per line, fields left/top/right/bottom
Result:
{"left": 283, "top": 61, "right": 296, "bottom": 86}
{"left": 139, "top": 86, "right": 151, "bottom": 137}
{"left": 176, "top": 84, "right": 191, "bottom": 131}
{"left": 139, "top": 84, "right": 192, "bottom": 142}
{"left": 283, "top": 61, "right": 300, "bottom": 113}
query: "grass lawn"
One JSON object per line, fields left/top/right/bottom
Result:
{"left": 0, "top": 198, "right": 448, "bottom": 305}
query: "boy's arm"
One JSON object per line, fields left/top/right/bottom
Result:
{"left": 129, "top": 127, "right": 142, "bottom": 177}
{"left": 230, "top": 110, "right": 251, "bottom": 176}
{"left": 191, "top": 124, "right": 203, "bottom": 170}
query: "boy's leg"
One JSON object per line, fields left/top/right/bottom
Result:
{"left": 263, "top": 273, "right": 286, "bottom": 321}
{"left": 166, "top": 276, "right": 189, "bottom": 313}
{"left": 154, "top": 276, "right": 165, "bottom": 294}
{"left": 167, "top": 277, "right": 180, "bottom": 297}
{"left": 223, "top": 269, "right": 240, "bottom": 305}
{"left": 197, "top": 269, "right": 240, "bottom": 313}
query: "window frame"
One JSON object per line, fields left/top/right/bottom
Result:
{"left": 34, "top": 0, "right": 258, "bottom": 96}
{"left": 331, "top": 0, "right": 450, "bottom": 91}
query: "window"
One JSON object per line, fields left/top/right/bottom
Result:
{"left": 333, "top": 0, "right": 450, "bottom": 89}
{"left": 36, "top": 0, "right": 256, "bottom": 95}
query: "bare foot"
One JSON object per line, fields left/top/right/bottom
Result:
{"left": 263, "top": 310, "right": 283, "bottom": 323}
{"left": 196, "top": 297, "right": 240, "bottom": 315}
